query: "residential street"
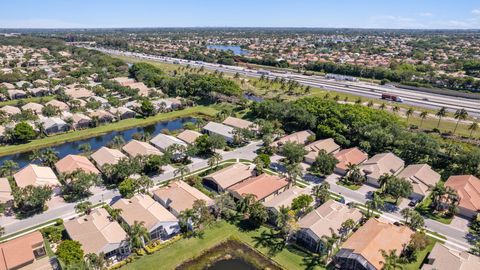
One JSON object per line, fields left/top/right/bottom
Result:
{"left": 0, "top": 141, "right": 262, "bottom": 237}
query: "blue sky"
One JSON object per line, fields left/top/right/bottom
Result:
{"left": 1, "top": 0, "right": 479, "bottom": 29}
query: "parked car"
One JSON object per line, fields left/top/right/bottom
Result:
{"left": 408, "top": 199, "right": 419, "bottom": 207}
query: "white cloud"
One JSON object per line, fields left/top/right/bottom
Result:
{"left": 419, "top": 12, "right": 433, "bottom": 17}
{"left": 472, "top": 9, "right": 480, "bottom": 15}
{"left": 367, "top": 15, "right": 425, "bottom": 29}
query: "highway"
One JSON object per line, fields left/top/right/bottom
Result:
{"left": 81, "top": 46, "right": 480, "bottom": 118}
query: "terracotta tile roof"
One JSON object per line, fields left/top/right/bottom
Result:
{"left": 90, "top": 147, "right": 127, "bottom": 168}
{"left": 0, "top": 178, "right": 12, "bottom": 204}
{"left": 0, "top": 105, "right": 21, "bottom": 115}
{"left": 360, "top": 152, "right": 404, "bottom": 180}
{"left": 397, "top": 164, "right": 441, "bottom": 196}
{"left": 112, "top": 194, "right": 178, "bottom": 233}
{"left": 153, "top": 180, "right": 214, "bottom": 215}
{"left": 339, "top": 219, "right": 413, "bottom": 270}
{"left": 203, "top": 163, "right": 255, "bottom": 190}
{"left": 0, "top": 231, "right": 46, "bottom": 270}
{"left": 176, "top": 130, "right": 202, "bottom": 145}
{"left": 65, "top": 87, "right": 94, "bottom": 99}
{"left": 45, "top": 99, "right": 69, "bottom": 111}
{"left": 445, "top": 175, "right": 480, "bottom": 212}
{"left": 222, "top": 116, "right": 256, "bottom": 130}
{"left": 272, "top": 130, "right": 315, "bottom": 147}
{"left": 21, "top": 102, "right": 44, "bottom": 114}
{"left": 305, "top": 138, "right": 340, "bottom": 154}
{"left": 298, "top": 200, "right": 363, "bottom": 240}
{"left": 13, "top": 164, "right": 60, "bottom": 188}
{"left": 334, "top": 147, "right": 368, "bottom": 171}
{"left": 64, "top": 208, "right": 128, "bottom": 255}
{"left": 122, "top": 140, "right": 163, "bottom": 157}
{"left": 421, "top": 242, "right": 480, "bottom": 270}
{"left": 55, "top": 154, "right": 100, "bottom": 175}
{"left": 228, "top": 173, "right": 289, "bottom": 201}
{"left": 263, "top": 186, "right": 310, "bottom": 212}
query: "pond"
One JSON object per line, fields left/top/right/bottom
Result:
{"left": 176, "top": 239, "right": 281, "bottom": 270}
{"left": 207, "top": 45, "right": 249, "bottom": 56}
{"left": 206, "top": 258, "right": 256, "bottom": 270}
{"left": 0, "top": 117, "right": 197, "bottom": 168}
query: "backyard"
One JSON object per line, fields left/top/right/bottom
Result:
{"left": 121, "top": 221, "right": 326, "bottom": 270}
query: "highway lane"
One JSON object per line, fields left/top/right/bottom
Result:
{"left": 82, "top": 46, "right": 479, "bottom": 117}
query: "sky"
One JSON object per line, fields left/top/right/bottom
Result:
{"left": 1, "top": 0, "right": 480, "bottom": 29}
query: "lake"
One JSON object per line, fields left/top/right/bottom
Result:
{"left": 206, "top": 258, "right": 257, "bottom": 270}
{"left": 0, "top": 117, "right": 197, "bottom": 168}
{"left": 207, "top": 45, "right": 249, "bottom": 56}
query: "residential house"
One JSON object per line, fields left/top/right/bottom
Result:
{"left": 45, "top": 99, "right": 69, "bottom": 112}
{"left": 297, "top": 200, "right": 363, "bottom": 253}
{"left": 421, "top": 242, "right": 480, "bottom": 270}
{"left": 222, "top": 116, "right": 257, "bottom": 131}
{"left": 21, "top": 102, "right": 44, "bottom": 115}
{"left": 153, "top": 180, "right": 214, "bottom": 217}
{"left": 128, "top": 82, "right": 150, "bottom": 97}
{"left": 122, "top": 139, "right": 163, "bottom": 158}
{"left": 176, "top": 129, "right": 202, "bottom": 145}
{"left": 112, "top": 77, "right": 135, "bottom": 86}
{"left": 65, "top": 87, "right": 94, "bottom": 99}
{"left": 0, "top": 105, "right": 21, "bottom": 116}
{"left": 70, "top": 113, "right": 92, "bottom": 129}
{"left": 202, "top": 122, "right": 234, "bottom": 143}
{"left": 89, "top": 110, "right": 114, "bottom": 124}
{"left": 0, "top": 177, "right": 13, "bottom": 206}
{"left": 359, "top": 153, "right": 405, "bottom": 187}
{"left": 112, "top": 194, "right": 179, "bottom": 240}
{"left": 334, "top": 219, "right": 413, "bottom": 270}
{"left": 28, "top": 87, "right": 50, "bottom": 97}
{"left": 444, "top": 175, "right": 480, "bottom": 218}
{"left": 40, "top": 117, "right": 68, "bottom": 135}
{"left": 227, "top": 173, "right": 289, "bottom": 203}
{"left": 397, "top": 164, "right": 441, "bottom": 201}
{"left": 109, "top": 107, "right": 136, "bottom": 120}
{"left": 7, "top": 89, "right": 27, "bottom": 99}
{"left": 13, "top": 164, "right": 60, "bottom": 193}
{"left": 90, "top": 147, "right": 127, "bottom": 169}
{"left": 271, "top": 130, "right": 315, "bottom": 147}
{"left": 203, "top": 163, "right": 255, "bottom": 192}
{"left": 89, "top": 96, "right": 109, "bottom": 107}
{"left": 0, "top": 231, "right": 52, "bottom": 270}
{"left": 64, "top": 208, "right": 130, "bottom": 257}
{"left": 263, "top": 186, "right": 310, "bottom": 216}
{"left": 304, "top": 138, "right": 341, "bottom": 164}
{"left": 55, "top": 154, "right": 100, "bottom": 175}
{"left": 334, "top": 147, "right": 368, "bottom": 175}
{"left": 150, "top": 133, "right": 187, "bottom": 152}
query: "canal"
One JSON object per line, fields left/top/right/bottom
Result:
{"left": 207, "top": 45, "right": 249, "bottom": 56}
{"left": 0, "top": 117, "right": 197, "bottom": 168}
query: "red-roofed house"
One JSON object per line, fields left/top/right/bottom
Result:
{"left": 445, "top": 175, "right": 480, "bottom": 218}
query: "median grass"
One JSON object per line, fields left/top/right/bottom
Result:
{"left": 336, "top": 181, "right": 362, "bottom": 191}
{"left": 122, "top": 221, "right": 325, "bottom": 270}
{"left": 0, "top": 106, "right": 217, "bottom": 157}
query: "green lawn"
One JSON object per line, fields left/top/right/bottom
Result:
{"left": 0, "top": 106, "right": 217, "bottom": 157}
{"left": 415, "top": 196, "right": 453, "bottom": 225}
{"left": 400, "top": 237, "right": 438, "bottom": 270}
{"left": 0, "top": 95, "right": 56, "bottom": 107}
{"left": 122, "top": 221, "right": 325, "bottom": 270}
{"left": 336, "top": 181, "right": 362, "bottom": 191}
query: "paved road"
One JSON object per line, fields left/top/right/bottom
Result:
{"left": 80, "top": 46, "right": 480, "bottom": 118}
{"left": 1, "top": 141, "right": 261, "bottom": 236}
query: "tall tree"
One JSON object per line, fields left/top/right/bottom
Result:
{"left": 128, "top": 221, "right": 150, "bottom": 250}
{"left": 453, "top": 109, "right": 468, "bottom": 134}
{"left": 435, "top": 107, "right": 447, "bottom": 129}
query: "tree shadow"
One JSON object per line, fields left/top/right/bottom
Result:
{"left": 251, "top": 228, "right": 285, "bottom": 256}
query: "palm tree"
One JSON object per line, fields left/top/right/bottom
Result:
{"left": 468, "top": 122, "right": 479, "bottom": 138}
{"left": 237, "top": 194, "right": 256, "bottom": 214}
{"left": 0, "top": 160, "right": 18, "bottom": 177}
{"left": 320, "top": 228, "right": 340, "bottom": 264}
{"left": 405, "top": 108, "right": 414, "bottom": 124}
{"left": 339, "top": 219, "right": 356, "bottom": 241}
{"left": 311, "top": 182, "right": 330, "bottom": 205}
{"left": 379, "top": 103, "right": 387, "bottom": 110}
{"left": 453, "top": 109, "right": 468, "bottom": 134}
{"left": 85, "top": 252, "right": 109, "bottom": 270}
{"left": 344, "top": 163, "right": 364, "bottom": 185}
{"left": 284, "top": 163, "right": 302, "bottom": 188}
{"left": 355, "top": 98, "right": 362, "bottom": 104}
{"left": 0, "top": 226, "right": 4, "bottom": 237}
{"left": 178, "top": 208, "right": 195, "bottom": 232}
{"left": 435, "top": 107, "right": 447, "bottom": 129}
{"left": 174, "top": 165, "right": 190, "bottom": 181}
{"left": 128, "top": 221, "right": 150, "bottom": 250}
{"left": 430, "top": 182, "right": 446, "bottom": 211}
{"left": 380, "top": 249, "right": 400, "bottom": 270}
{"left": 109, "top": 208, "right": 123, "bottom": 221}
{"left": 367, "top": 101, "right": 374, "bottom": 108}
{"left": 419, "top": 111, "right": 428, "bottom": 128}
{"left": 208, "top": 152, "right": 222, "bottom": 169}
{"left": 392, "top": 106, "right": 400, "bottom": 114}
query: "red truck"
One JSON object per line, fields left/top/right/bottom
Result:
{"left": 381, "top": 93, "right": 404, "bottom": 103}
